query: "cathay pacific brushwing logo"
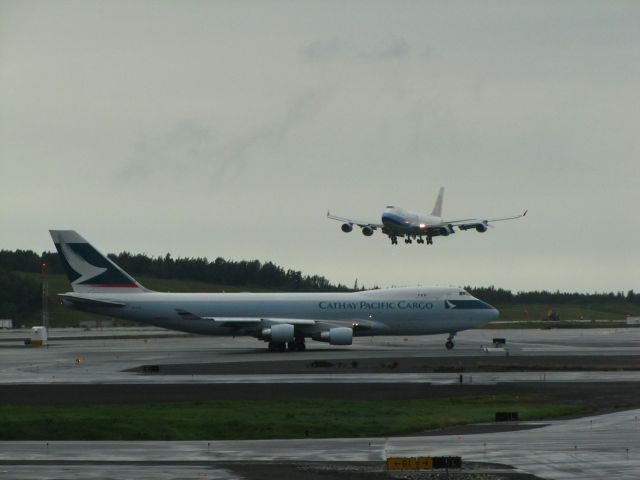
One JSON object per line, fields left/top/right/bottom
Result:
{"left": 60, "top": 243, "right": 107, "bottom": 285}
{"left": 444, "top": 299, "right": 493, "bottom": 310}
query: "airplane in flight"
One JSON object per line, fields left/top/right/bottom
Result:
{"left": 327, "top": 187, "right": 526, "bottom": 245}
{"left": 50, "top": 230, "right": 498, "bottom": 351}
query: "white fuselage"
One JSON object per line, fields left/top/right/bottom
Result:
{"left": 382, "top": 206, "right": 449, "bottom": 236}
{"left": 63, "top": 286, "right": 498, "bottom": 338}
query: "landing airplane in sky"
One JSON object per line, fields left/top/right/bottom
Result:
{"left": 50, "top": 230, "right": 498, "bottom": 351}
{"left": 327, "top": 187, "right": 526, "bottom": 245}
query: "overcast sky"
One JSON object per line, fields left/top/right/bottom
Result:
{"left": 1, "top": 1, "right": 639, "bottom": 293}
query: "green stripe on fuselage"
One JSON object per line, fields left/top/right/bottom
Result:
{"left": 446, "top": 300, "right": 493, "bottom": 309}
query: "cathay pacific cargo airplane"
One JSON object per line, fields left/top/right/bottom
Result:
{"left": 328, "top": 187, "right": 526, "bottom": 245}
{"left": 50, "top": 230, "right": 498, "bottom": 351}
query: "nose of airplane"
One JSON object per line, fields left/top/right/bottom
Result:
{"left": 486, "top": 303, "right": 499, "bottom": 322}
{"left": 477, "top": 300, "right": 499, "bottom": 325}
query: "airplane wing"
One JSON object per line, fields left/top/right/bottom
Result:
{"left": 177, "top": 310, "right": 387, "bottom": 334}
{"left": 448, "top": 210, "right": 527, "bottom": 231}
{"left": 326, "top": 211, "right": 383, "bottom": 229}
{"left": 208, "top": 317, "right": 386, "bottom": 332}
{"left": 484, "top": 210, "right": 528, "bottom": 223}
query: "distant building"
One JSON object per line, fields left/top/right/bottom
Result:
{"left": 0, "top": 319, "right": 13, "bottom": 329}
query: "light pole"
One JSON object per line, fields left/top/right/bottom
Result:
{"left": 41, "top": 260, "right": 48, "bottom": 329}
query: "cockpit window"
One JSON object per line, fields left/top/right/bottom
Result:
{"left": 386, "top": 205, "right": 395, "bottom": 209}
{"left": 459, "top": 290, "right": 468, "bottom": 296}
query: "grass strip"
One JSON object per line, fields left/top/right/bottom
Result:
{"left": 0, "top": 395, "right": 590, "bottom": 441}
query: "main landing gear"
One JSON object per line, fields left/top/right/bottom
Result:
{"left": 445, "top": 333, "right": 456, "bottom": 350}
{"left": 268, "top": 337, "right": 306, "bottom": 352}
{"left": 268, "top": 341, "right": 286, "bottom": 352}
{"left": 391, "top": 235, "right": 433, "bottom": 245}
{"left": 288, "top": 337, "right": 306, "bottom": 352}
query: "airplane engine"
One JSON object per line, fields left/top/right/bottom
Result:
{"left": 315, "top": 327, "right": 353, "bottom": 345}
{"left": 361, "top": 226, "right": 374, "bottom": 236}
{"left": 341, "top": 223, "right": 353, "bottom": 233}
{"left": 261, "top": 324, "right": 295, "bottom": 343}
{"left": 476, "top": 224, "right": 488, "bottom": 233}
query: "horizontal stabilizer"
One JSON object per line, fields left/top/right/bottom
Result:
{"left": 59, "top": 294, "right": 127, "bottom": 308}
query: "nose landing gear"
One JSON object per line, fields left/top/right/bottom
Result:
{"left": 445, "top": 333, "right": 456, "bottom": 350}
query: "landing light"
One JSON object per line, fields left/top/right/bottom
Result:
{"left": 419, "top": 223, "right": 427, "bottom": 229}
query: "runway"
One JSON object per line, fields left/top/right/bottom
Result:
{"left": 1, "top": 327, "right": 640, "bottom": 479}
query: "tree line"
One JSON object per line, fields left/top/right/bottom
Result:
{"left": 1, "top": 249, "right": 638, "bottom": 321}
{"left": 0, "top": 249, "right": 349, "bottom": 321}
{"left": 465, "top": 285, "right": 640, "bottom": 305}
{"left": 0, "top": 268, "right": 40, "bottom": 321}
{"left": 0, "top": 249, "right": 349, "bottom": 291}
{"left": 109, "top": 251, "right": 348, "bottom": 292}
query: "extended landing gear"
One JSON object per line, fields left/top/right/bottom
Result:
{"left": 268, "top": 341, "right": 286, "bottom": 352}
{"left": 399, "top": 236, "right": 432, "bottom": 245}
{"left": 287, "top": 337, "right": 306, "bottom": 352}
{"left": 445, "top": 333, "right": 456, "bottom": 350}
{"left": 393, "top": 235, "right": 432, "bottom": 245}
{"left": 268, "top": 338, "right": 306, "bottom": 352}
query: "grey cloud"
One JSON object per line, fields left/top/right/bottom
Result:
{"left": 118, "top": 89, "right": 333, "bottom": 186}
{"left": 119, "top": 121, "right": 261, "bottom": 186}
{"left": 300, "top": 35, "right": 410, "bottom": 62}
{"left": 119, "top": 120, "right": 217, "bottom": 181}
{"left": 299, "top": 38, "right": 345, "bottom": 61}
{"left": 361, "top": 35, "right": 410, "bottom": 60}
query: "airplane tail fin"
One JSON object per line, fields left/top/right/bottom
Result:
{"left": 49, "top": 230, "right": 148, "bottom": 294}
{"left": 431, "top": 187, "right": 444, "bottom": 217}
